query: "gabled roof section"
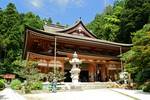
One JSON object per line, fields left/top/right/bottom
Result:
{"left": 25, "top": 25, "right": 132, "bottom": 47}
{"left": 43, "top": 24, "right": 65, "bottom": 32}
{"left": 57, "top": 20, "right": 97, "bottom": 39}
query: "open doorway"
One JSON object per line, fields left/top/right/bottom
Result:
{"left": 64, "top": 70, "right": 71, "bottom": 82}
{"left": 79, "top": 70, "right": 89, "bottom": 82}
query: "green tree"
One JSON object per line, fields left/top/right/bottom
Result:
{"left": 43, "top": 17, "right": 52, "bottom": 25}
{"left": 56, "top": 22, "right": 61, "bottom": 26}
{"left": 13, "top": 60, "right": 43, "bottom": 93}
{"left": 21, "top": 12, "right": 44, "bottom": 30}
{"left": 87, "top": 2, "right": 123, "bottom": 41}
{"left": 122, "top": 24, "right": 150, "bottom": 83}
{"left": 118, "top": 0, "right": 150, "bottom": 43}
{"left": 0, "top": 3, "right": 45, "bottom": 74}
{"left": 19, "top": 12, "right": 44, "bottom": 48}
{"left": 0, "top": 3, "right": 21, "bottom": 74}
{"left": 0, "top": 8, "right": 4, "bottom": 64}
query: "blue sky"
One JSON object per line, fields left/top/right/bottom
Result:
{"left": 0, "top": 0, "right": 115, "bottom": 25}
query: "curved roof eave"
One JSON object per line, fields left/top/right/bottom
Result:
{"left": 25, "top": 26, "right": 133, "bottom": 47}
{"left": 57, "top": 20, "right": 98, "bottom": 39}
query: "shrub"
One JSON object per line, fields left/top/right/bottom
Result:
{"left": 10, "top": 79, "right": 22, "bottom": 90}
{"left": 31, "top": 81, "right": 42, "bottom": 90}
{"left": 24, "top": 84, "right": 31, "bottom": 93}
{"left": 142, "top": 82, "right": 150, "bottom": 92}
{"left": 0, "top": 79, "right": 5, "bottom": 90}
{"left": 135, "top": 71, "right": 144, "bottom": 83}
{"left": 137, "top": 84, "right": 145, "bottom": 90}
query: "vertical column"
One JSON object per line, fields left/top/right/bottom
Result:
{"left": 120, "top": 47, "right": 123, "bottom": 72}
{"left": 54, "top": 37, "right": 57, "bottom": 74}
{"left": 88, "top": 63, "right": 96, "bottom": 82}
{"left": 62, "top": 61, "right": 65, "bottom": 82}
{"left": 105, "top": 66, "right": 108, "bottom": 81}
{"left": 26, "top": 52, "right": 30, "bottom": 61}
{"left": 61, "top": 60, "right": 64, "bottom": 74}
{"left": 101, "top": 64, "right": 107, "bottom": 82}
{"left": 106, "top": 64, "right": 109, "bottom": 81}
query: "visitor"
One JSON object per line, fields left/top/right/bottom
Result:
{"left": 51, "top": 78, "right": 57, "bottom": 93}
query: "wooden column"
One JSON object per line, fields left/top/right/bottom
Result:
{"left": 54, "top": 37, "right": 57, "bottom": 75}
{"left": 61, "top": 60, "right": 64, "bottom": 73}
{"left": 100, "top": 64, "right": 107, "bottom": 82}
{"left": 120, "top": 47, "right": 123, "bottom": 72}
{"left": 88, "top": 63, "right": 96, "bottom": 82}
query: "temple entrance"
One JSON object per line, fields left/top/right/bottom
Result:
{"left": 79, "top": 70, "right": 89, "bottom": 82}
{"left": 64, "top": 70, "right": 89, "bottom": 82}
{"left": 64, "top": 70, "right": 71, "bottom": 82}
{"left": 63, "top": 60, "right": 121, "bottom": 82}
{"left": 95, "top": 64, "right": 102, "bottom": 81}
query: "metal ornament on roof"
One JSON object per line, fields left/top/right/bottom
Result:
{"left": 78, "top": 27, "right": 82, "bottom": 33}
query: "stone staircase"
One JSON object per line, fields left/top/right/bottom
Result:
{"left": 60, "top": 82, "right": 118, "bottom": 91}
{"left": 79, "top": 82, "right": 110, "bottom": 90}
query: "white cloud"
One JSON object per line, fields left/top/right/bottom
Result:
{"left": 29, "top": 0, "right": 43, "bottom": 8}
{"left": 51, "top": 0, "right": 69, "bottom": 7}
{"left": 49, "top": 0, "right": 84, "bottom": 7}
{"left": 27, "top": 0, "right": 84, "bottom": 10}
{"left": 74, "top": 0, "right": 84, "bottom": 7}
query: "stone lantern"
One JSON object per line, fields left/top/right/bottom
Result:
{"left": 119, "top": 71, "right": 129, "bottom": 84}
{"left": 69, "top": 52, "right": 82, "bottom": 84}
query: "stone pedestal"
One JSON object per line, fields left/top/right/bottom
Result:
{"left": 70, "top": 67, "right": 80, "bottom": 84}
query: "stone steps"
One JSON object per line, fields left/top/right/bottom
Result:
{"left": 42, "top": 82, "right": 119, "bottom": 91}
{"left": 80, "top": 82, "right": 116, "bottom": 89}
{"left": 60, "top": 82, "right": 117, "bottom": 91}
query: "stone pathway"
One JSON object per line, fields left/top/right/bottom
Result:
{"left": 112, "top": 88, "right": 150, "bottom": 100}
{"left": 0, "top": 88, "right": 26, "bottom": 100}
{"left": 1, "top": 88, "right": 149, "bottom": 100}
{"left": 24, "top": 89, "right": 134, "bottom": 100}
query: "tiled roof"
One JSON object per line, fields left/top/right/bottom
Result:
{"left": 26, "top": 26, "right": 133, "bottom": 47}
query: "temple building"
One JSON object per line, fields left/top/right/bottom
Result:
{"left": 23, "top": 20, "right": 132, "bottom": 82}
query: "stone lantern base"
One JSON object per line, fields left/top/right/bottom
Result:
{"left": 70, "top": 67, "right": 81, "bottom": 85}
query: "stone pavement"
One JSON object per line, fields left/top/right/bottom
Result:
{"left": 0, "top": 88, "right": 26, "bottom": 100}
{"left": 1, "top": 88, "right": 149, "bottom": 100}
{"left": 112, "top": 88, "right": 150, "bottom": 100}
{"left": 24, "top": 89, "right": 135, "bottom": 100}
